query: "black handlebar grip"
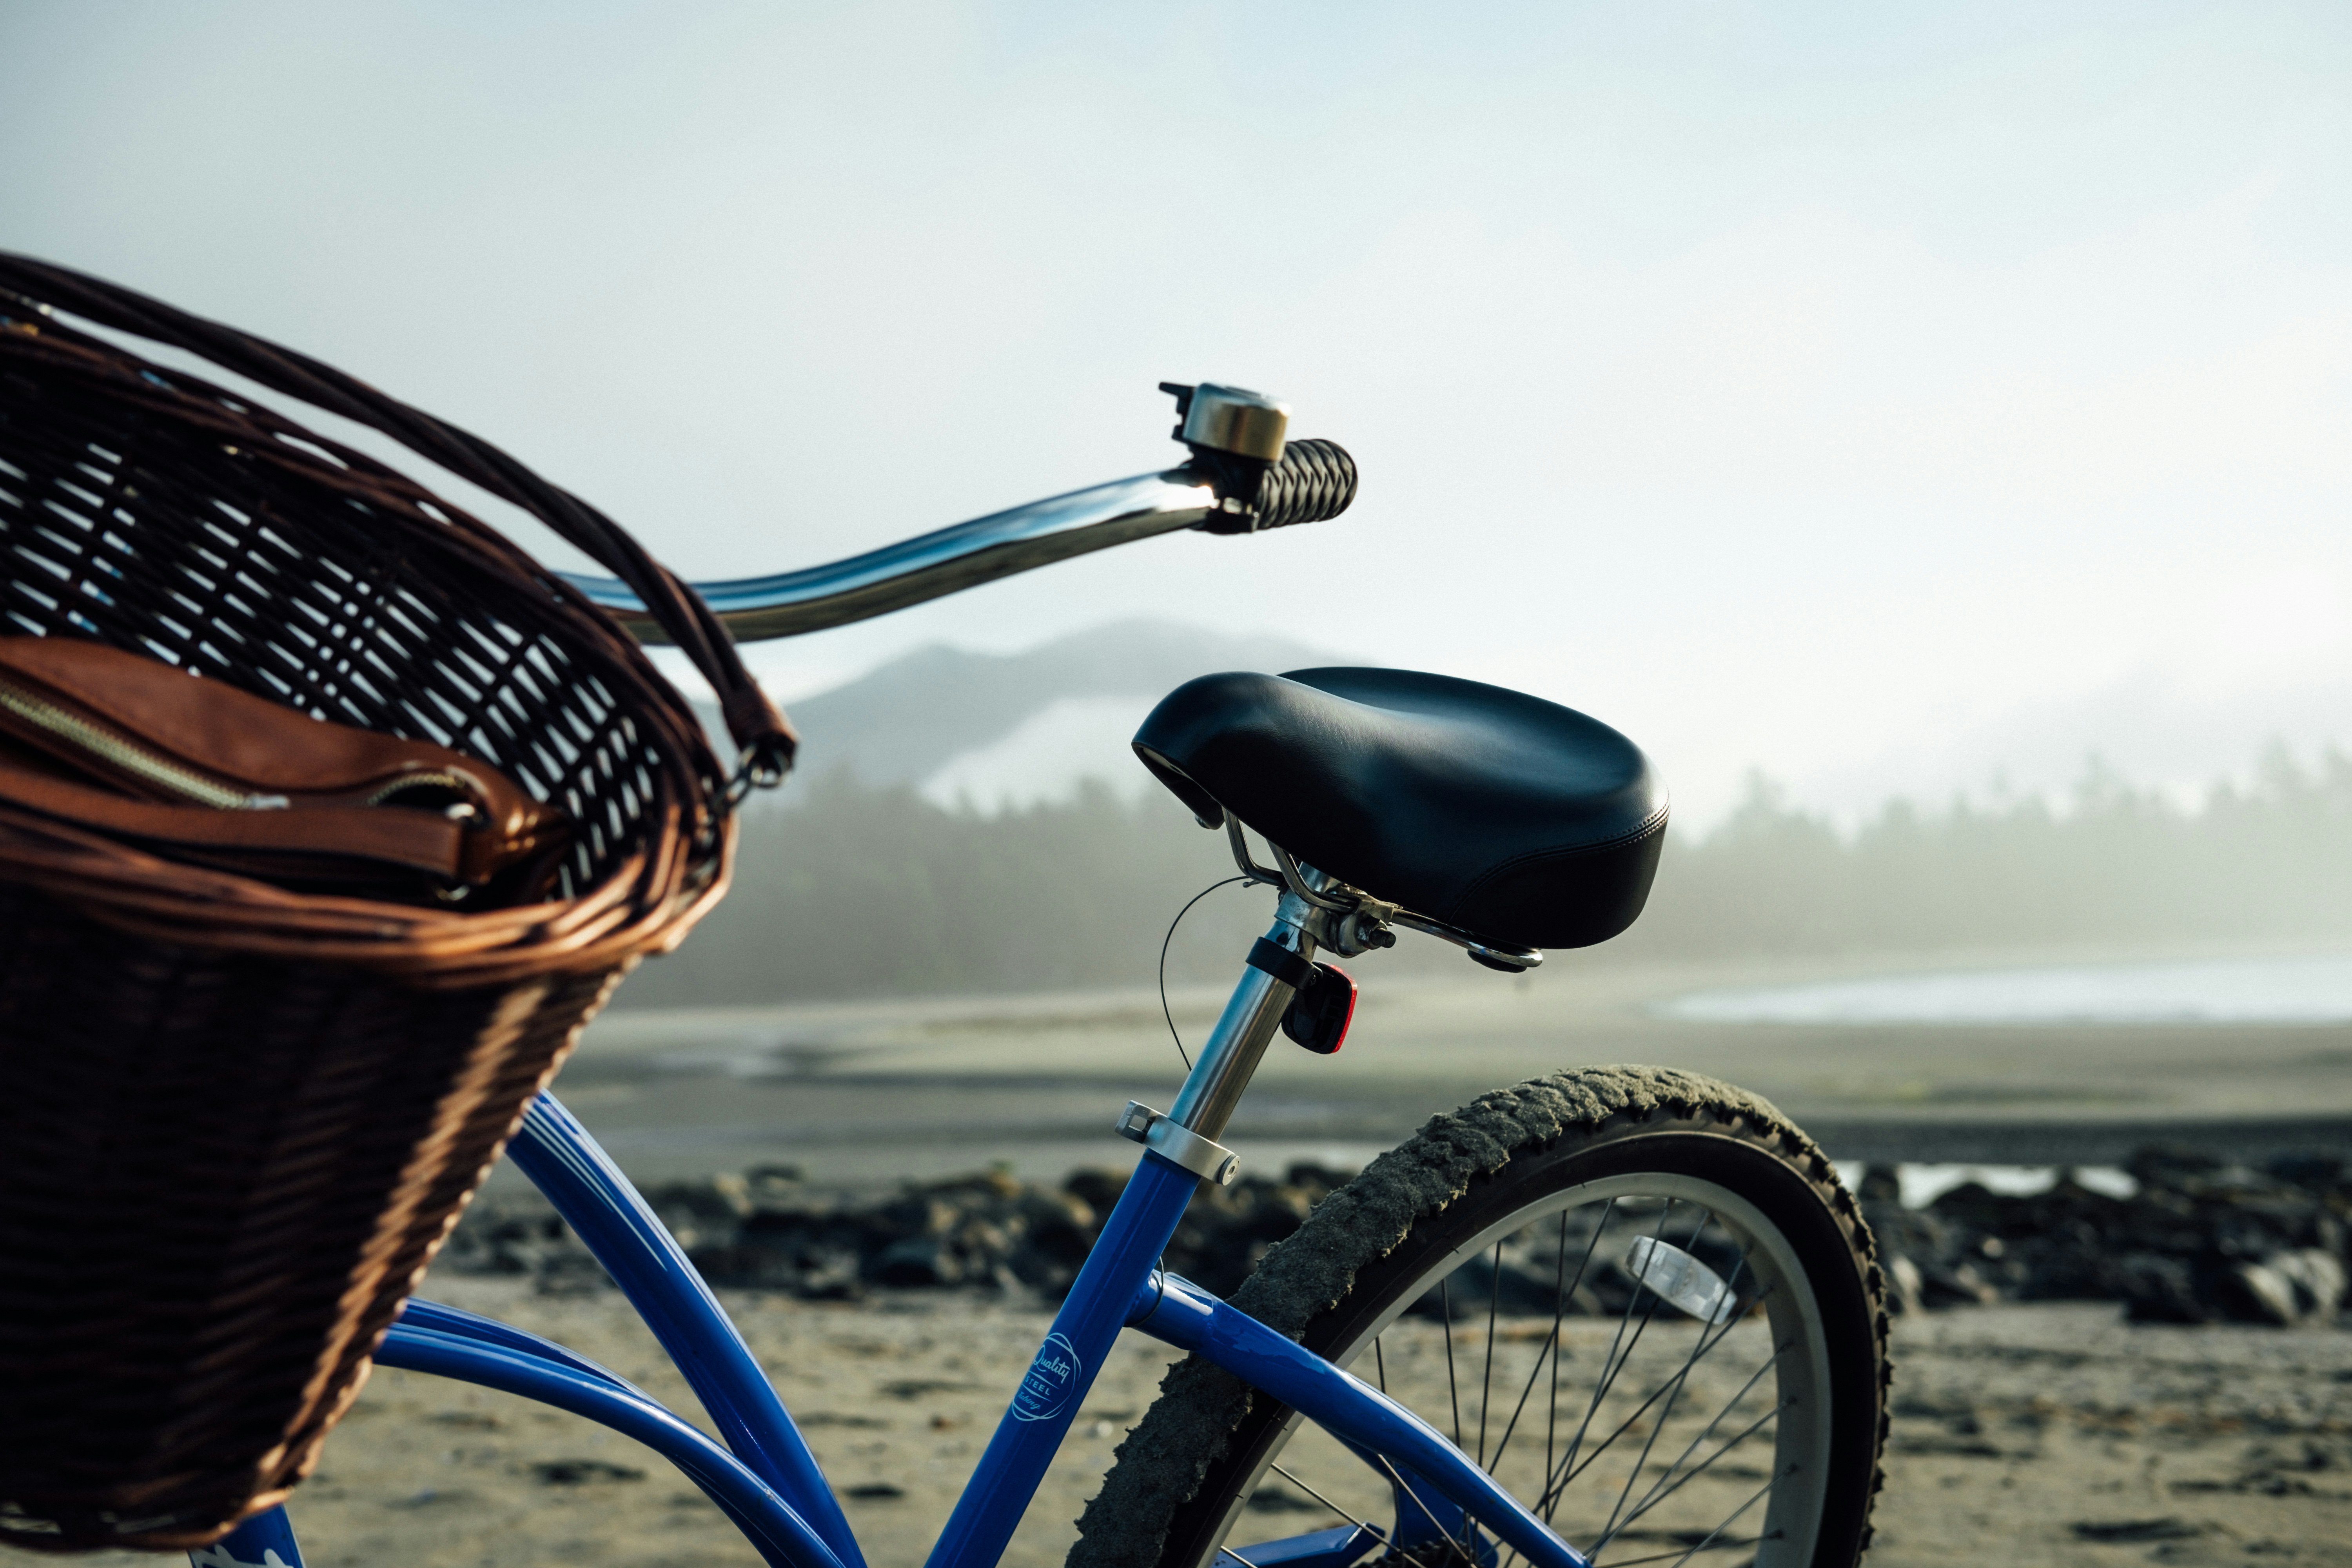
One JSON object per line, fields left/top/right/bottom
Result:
{"left": 1253, "top": 439, "right": 1357, "bottom": 530}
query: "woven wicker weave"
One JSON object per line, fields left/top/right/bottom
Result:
{"left": 0, "top": 256, "right": 792, "bottom": 1551}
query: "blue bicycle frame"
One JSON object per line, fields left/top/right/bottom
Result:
{"left": 166, "top": 392, "right": 1518, "bottom": 1568}
{"left": 197, "top": 898, "right": 1592, "bottom": 1568}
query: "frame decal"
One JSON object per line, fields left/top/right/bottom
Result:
{"left": 1013, "top": 1332, "right": 1083, "bottom": 1422}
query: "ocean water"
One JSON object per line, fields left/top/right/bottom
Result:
{"left": 1661, "top": 953, "right": 2352, "bottom": 1027}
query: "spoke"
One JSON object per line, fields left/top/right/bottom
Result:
{"left": 1605, "top": 1287, "right": 1777, "bottom": 1539}
{"left": 1223, "top": 1457, "right": 1439, "bottom": 1568}
{"left": 1544, "top": 1281, "right": 1780, "bottom": 1510}
{"left": 1318, "top": 1196, "right": 1792, "bottom": 1568}
{"left": 1595, "top": 1400, "right": 1782, "bottom": 1552}
{"left": 1239, "top": 1462, "right": 1440, "bottom": 1568}
{"left": 1442, "top": 1277, "right": 1462, "bottom": 1450}
{"left": 1619, "top": 1355, "right": 1780, "bottom": 1529}
{"left": 1590, "top": 1534, "right": 1765, "bottom": 1568}
{"left": 1375, "top": 1455, "right": 1483, "bottom": 1568}
{"left": 1540, "top": 1203, "right": 1588, "bottom": 1545}
{"left": 1491, "top": 1205, "right": 1606, "bottom": 1483}
{"left": 1660, "top": 1479, "right": 1775, "bottom": 1568}
{"left": 1543, "top": 1202, "right": 1678, "bottom": 1521}
{"left": 1495, "top": 1207, "right": 1586, "bottom": 1568}
{"left": 1477, "top": 1240, "right": 1501, "bottom": 1466}
{"left": 1268, "top": 1461, "right": 1379, "bottom": 1530}
{"left": 1482, "top": 1321, "right": 1560, "bottom": 1486}
{"left": 1546, "top": 1208, "right": 1573, "bottom": 1483}
{"left": 1594, "top": 1215, "right": 1736, "bottom": 1546}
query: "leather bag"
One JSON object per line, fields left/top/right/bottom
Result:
{"left": 0, "top": 636, "right": 572, "bottom": 902}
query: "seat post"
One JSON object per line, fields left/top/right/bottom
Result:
{"left": 1167, "top": 887, "right": 1319, "bottom": 1142}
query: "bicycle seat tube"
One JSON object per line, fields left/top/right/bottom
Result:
{"left": 1169, "top": 887, "right": 1320, "bottom": 1141}
{"left": 925, "top": 877, "right": 1330, "bottom": 1568}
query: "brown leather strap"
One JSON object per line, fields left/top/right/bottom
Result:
{"left": 0, "top": 760, "right": 465, "bottom": 879}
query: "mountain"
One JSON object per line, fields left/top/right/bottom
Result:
{"left": 727, "top": 619, "right": 1340, "bottom": 807}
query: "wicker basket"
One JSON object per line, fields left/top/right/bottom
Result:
{"left": 0, "top": 256, "right": 794, "bottom": 1552}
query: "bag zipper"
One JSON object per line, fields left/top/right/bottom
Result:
{"left": 365, "top": 771, "right": 484, "bottom": 824}
{"left": 0, "top": 675, "right": 290, "bottom": 811}
{"left": 362, "top": 771, "right": 471, "bottom": 806}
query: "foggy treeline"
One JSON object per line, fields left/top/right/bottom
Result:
{"left": 612, "top": 748, "right": 2352, "bottom": 1009}
{"left": 1627, "top": 748, "right": 2352, "bottom": 958}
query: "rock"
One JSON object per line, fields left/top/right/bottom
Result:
{"left": 2229, "top": 1248, "right": 2347, "bottom": 1327}
{"left": 2069, "top": 1519, "right": 2200, "bottom": 1544}
{"left": 642, "top": 1173, "right": 752, "bottom": 1223}
{"left": 2120, "top": 1253, "right": 2218, "bottom": 1324}
{"left": 531, "top": 1460, "right": 645, "bottom": 1485}
{"left": 428, "top": 1142, "right": 2350, "bottom": 1325}
{"left": 1062, "top": 1167, "right": 1129, "bottom": 1220}
{"left": 744, "top": 1162, "right": 805, "bottom": 1192}
{"left": 1886, "top": 1253, "right": 1926, "bottom": 1318}
{"left": 1005, "top": 1190, "right": 1097, "bottom": 1295}
{"left": 1927, "top": 1176, "right": 2133, "bottom": 1302}
{"left": 1862, "top": 1194, "right": 1996, "bottom": 1312}
{"left": 1907, "top": 1149, "right": 2352, "bottom": 1325}
{"left": 1858, "top": 1163, "right": 1903, "bottom": 1204}
{"left": 1927, "top": 1261, "right": 2002, "bottom": 1308}
{"left": 535, "top": 1250, "right": 615, "bottom": 1296}
{"left": 872, "top": 1235, "right": 964, "bottom": 1288}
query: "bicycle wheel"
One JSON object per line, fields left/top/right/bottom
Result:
{"left": 1071, "top": 1068, "right": 1888, "bottom": 1568}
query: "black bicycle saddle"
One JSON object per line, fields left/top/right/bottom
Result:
{"left": 1132, "top": 668, "right": 1667, "bottom": 951}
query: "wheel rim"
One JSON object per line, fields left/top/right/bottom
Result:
{"left": 1202, "top": 1172, "right": 1837, "bottom": 1568}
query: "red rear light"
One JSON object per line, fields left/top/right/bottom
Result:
{"left": 1281, "top": 961, "right": 1357, "bottom": 1055}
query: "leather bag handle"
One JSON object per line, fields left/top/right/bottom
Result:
{"left": 0, "top": 254, "right": 795, "bottom": 788}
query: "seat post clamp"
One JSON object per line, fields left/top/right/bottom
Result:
{"left": 1115, "top": 1101, "right": 1241, "bottom": 1187}
{"left": 1245, "top": 936, "right": 1316, "bottom": 991}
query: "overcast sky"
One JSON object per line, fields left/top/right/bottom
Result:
{"left": 5, "top": 2, "right": 2345, "bottom": 825}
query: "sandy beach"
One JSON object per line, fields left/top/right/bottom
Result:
{"left": 44, "top": 952, "right": 2352, "bottom": 1568}
{"left": 64, "top": 1281, "right": 2351, "bottom": 1568}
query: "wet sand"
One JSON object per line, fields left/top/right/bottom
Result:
{"left": 546, "top": 947, "right": 2352, "bottom": 1190}
{"left": 71, "top": 1285, "right": 2352, "bottom": 1568}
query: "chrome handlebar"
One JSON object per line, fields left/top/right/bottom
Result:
{"left": 561, "top": 468, "right": 1218, "bottom": 645}
{"left": 559, "top": 393, "right": 1538, "bottom": 971}
{"left": 562, "top": 382, "right": 1349, "bottom": 646}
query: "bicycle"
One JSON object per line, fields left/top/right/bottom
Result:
{"left": 189, "top": 383, "right": 1888, "bottom": 1568}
